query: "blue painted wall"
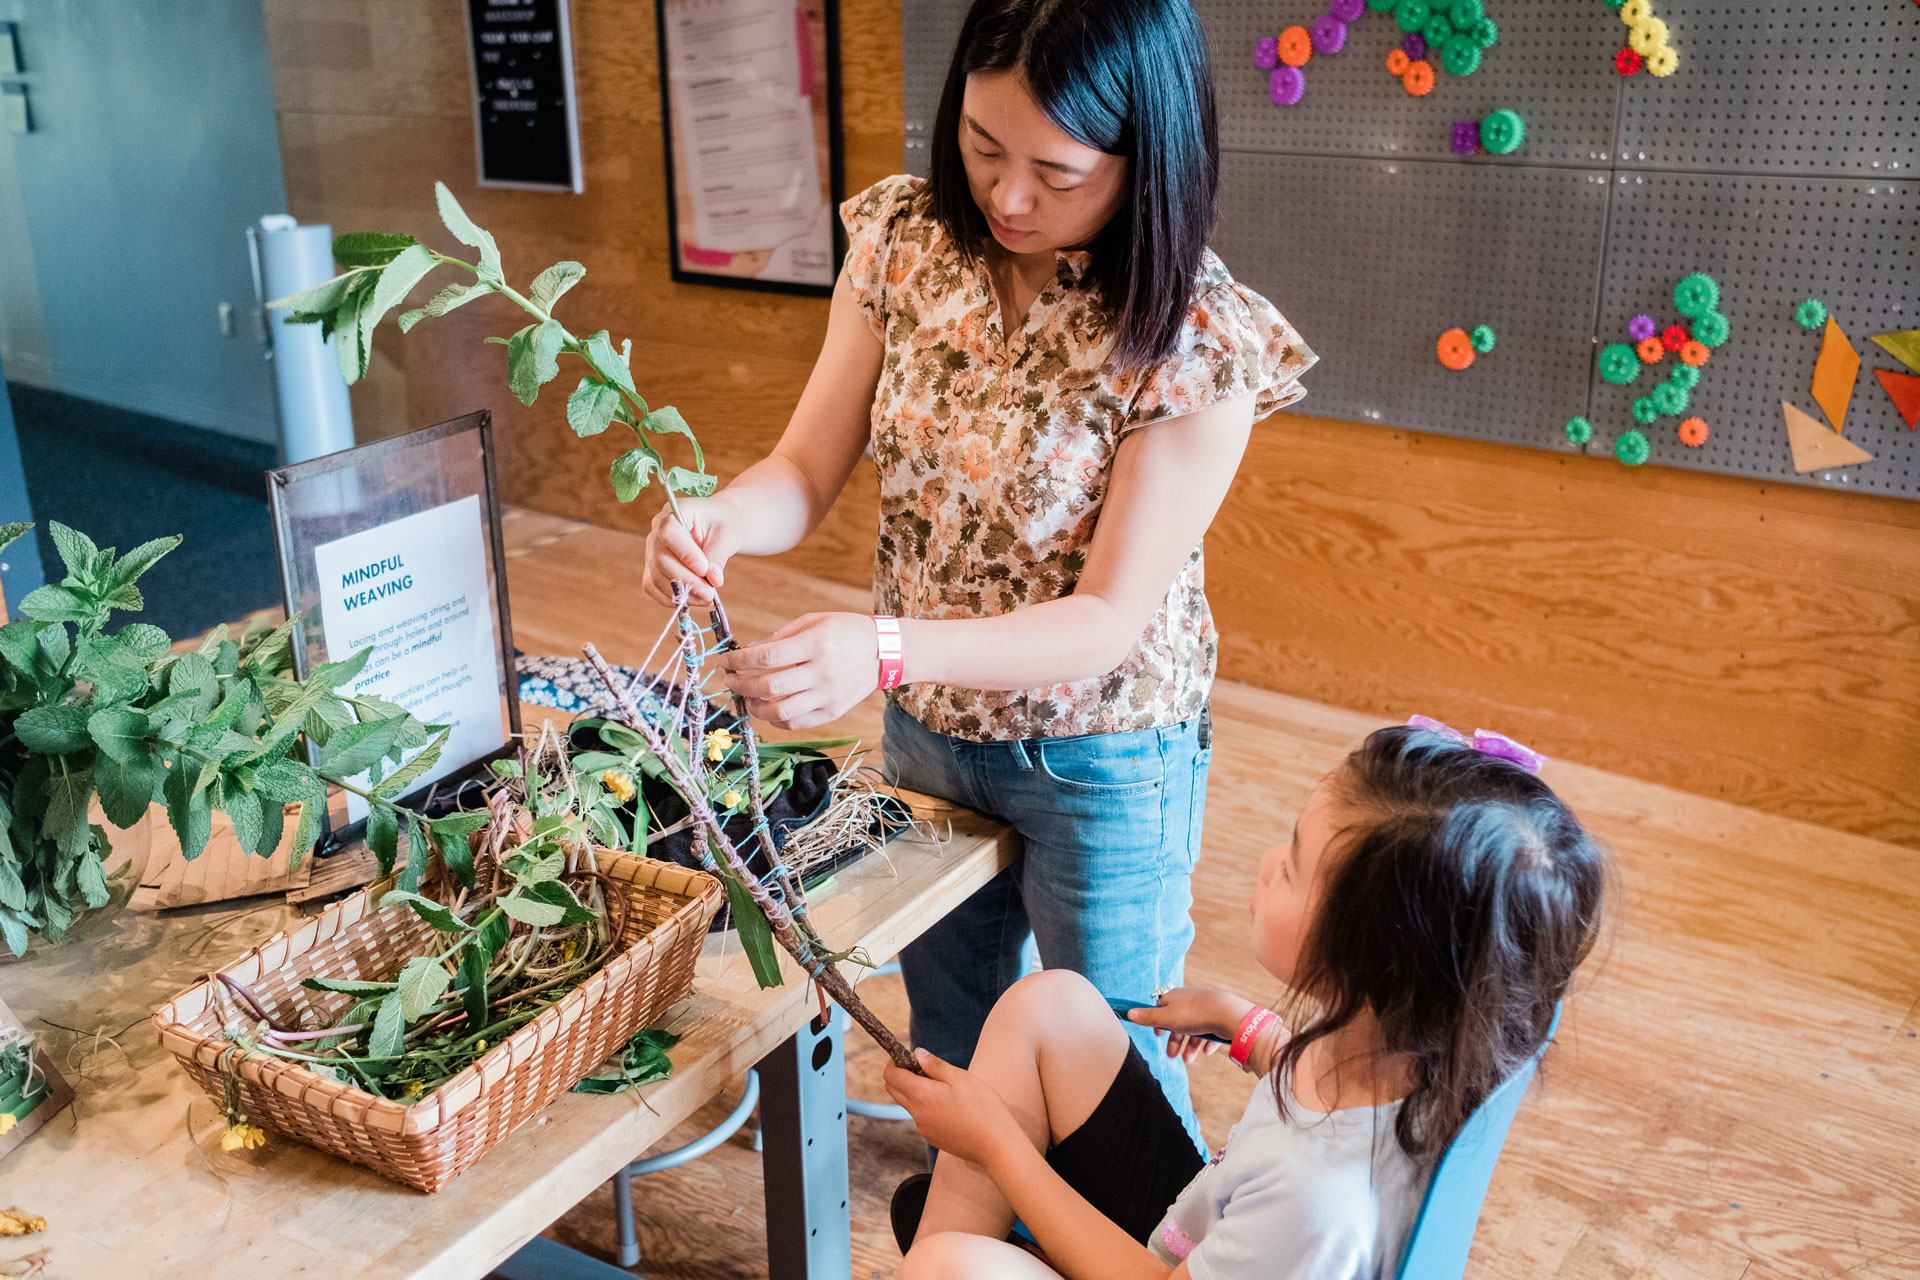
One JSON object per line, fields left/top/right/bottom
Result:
{"left": 0, "top": 361, "right": 47, "bottom": 606}
{"left": 0, "top": 0, "right": 289, "bottom": 443}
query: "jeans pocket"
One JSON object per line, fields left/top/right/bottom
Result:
{"left": 1035, "top": 731, "right": 1167, "bottom": 796}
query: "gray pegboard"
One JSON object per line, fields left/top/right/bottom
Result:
{"left": 1196, "top": 0, "right": 1623, "bottom": 167}
{"left": 1615, "top": 2, "right": 1920, "bottom": 178}
{"left": 902, "top": 0, "right": 965, "bottom": 175}
{"left": 1213, "top": 153, "right": 1607, "bottom": 445}
{"left": 1587, "top": 172, "right": 1920, "bottom": 495}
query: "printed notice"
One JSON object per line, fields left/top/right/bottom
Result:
{"left": 312, "top": 495, "right": 505, "bottom": 820}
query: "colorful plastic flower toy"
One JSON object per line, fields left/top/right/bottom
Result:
{"left": 1480, "top": 109, "right": 1526, "bottom": 154}
{"left": 1386, "top": 47, "right": 1412, "bottom": 75}
{"left": 1598, "top": 343, "right": 1642, "bottom": 384}
{"left": 1636, "top": 337, "right": 1665, "bottom": 363}
{"left": 1615, "top": 429, "right": 1652, "bottom": 466}
{"left": 1403, "top": 59, "right": 1436, "bottom": 94}
{"left": 1677, "top": 417, "right": 1709, "bottom": 447}
{"left": 1565, "top": 416, "right": 1593, "bottom": 445}
{"left": 1661, "top": 323, "right": 1689, "bottom": 351}
{"left": 1270, "top": 65, "right": 1306, "bottom": 105}
{"left": 1795, "top": 298, "right": 1829, "bottom": 331}
{"left": 1278, "top": 25, "right": 1314, "bottom": 66}
{"left": 1690, "top": 311, "right": 1730, "bottom": 347}
{"left": 1679, "top": 340, "right": 1710, "bottom": 366}
{"left": 1673, "top": 273, "right": 1720, "bottom": 317}
{"left": 1615, "top": 47, "right": 1644, "bottom": 75}
{"left": 1629, "top": 314, "right": 1658, "bottom": 341}
{"left": 1469, "top": 324, "right": 1497, "bottom": 353}
{"left": 1437, "top": 328, "right": 1476, "bottom": 370}
{"left": 1253, "top": 35, "right": 1279, "bottom": 69}
{"left": 1310, "top": 15, "right": 1348, "bottom": 53}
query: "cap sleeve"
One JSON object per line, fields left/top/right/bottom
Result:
{"left": 839, "top": 174, "right": 924, "bottom": 340}
{"left": 1123, "top": 281, "right": 1318, "bottom": 432}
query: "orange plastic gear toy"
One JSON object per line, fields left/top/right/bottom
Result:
{"left": 1679, "top": 340, "right": 1710, "bottom": 367}
{"left": 1278, "top": 25, "right": 1314, "bottom": 66}
{"left": 1677, "top": 417, "right": 1709, "bottom": 447}
{"left": 1636, "top": 337, "right": 1665, "bottom": 363}
{"left": 1403, "top": 59, "right": 1436, "bottom": 95}
{"left": 1386, "top": 47, "right": 1411, "bottom": 75}
{"left": 1436, "top": 328, "right": 1476, "bottom": 370}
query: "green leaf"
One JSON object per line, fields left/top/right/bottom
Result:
{"left": 163, "top": 756, "right": 214, "bottom": 860}
{"left": 0, "top": 907, "right": 30, "bottom": 957}
{"left": 366, "top": 243, "right": 440, "bottom": 333}
{"left": 566, "top": 378, "right": 621, "bottom": 438}
{"left": 78, "top": 635, "right": 152, "bottom": 702}
{"left": 368, "top": 994, "right": 407, "bottom": 1059}
{"left": 267, "top": 267, "right": 370, "bottom": 316}
{"left": 301, "top": 975, "right": 398, "bottom": 996}
{"left": 0, "top": 859, "right": 25, "bottom": 911}
{"left": 76, "top": 850, "right": 111, "bottom": 908}
{"left": 529, "top": 260, "right": 585, "bottom": 313}
{"left": 427, "top": 279, "right": 489, "bottom": 317}
{"left": 332, "top": 231, "right": 419, "bottom": 268}
{"left": 95, "top": 746, "right": 163, "bottom": 828}
{"left": 642, "top": 406, "right": 704, "bottom": 469}
{"left": 290, "top": 795, "right": 325, "bottom": 868}
{"left": 506, "top": 319, "right": 566, "bottom": 406}
{"left": 167, "top": 652, "right": 220, "bottom": 717}
{"left": 223, "top": 787, "right": 267, "bottom": 856}
{"left": 16, "top": 583, "right": 94, "bottom": 625}
{"left": 16, "top": 704, "right": 94, "bottom": 754}
{"left": 572, "top": 1027, "right": 680, "bottom": 1095}
{"left": 581, "top": 329, "right": 636, "bottom": 397}
{"left": 433, "top": 181, "right": 503, "bottom": 283}
{"left": 610, "top": 447, "right": 659, "bottom": 503}
{"left": 88, "top": 706, "right": 152, "bottom": 762}
{"left": 367, "top": 802, "right": 399, "bottom": 876}
{"left": 399, "top": 808, "right": 431, "bottom": 891}
{"left": 319, "top": 714, "right": 411, "bottom": 778}
{"left": 42, "top": 765, "right": 94, "bottom": 860}
{"left": 723, "top": 875, "right": 785, "bottom": 989}
{"left": 519, "top": 877, "right": 597, "bottom": 925}
{"left": 459, "top": 939, "right": 490, "bottom": 1029}
{"left": 379, "top": 888, "right": 463, "bottom": 933}
{"left": 498, "top": 893, "right": 567, "bottom": 927}
{"left": 119, "top": 622, "right": 172, "bottom": 662}
{"left": 665, "top": 467, "right": 719, "bottom": 498}
{"left": 428, "top": 810, "right": 488, "bottom": 887}
{"left": 0, "top": 521, "right": 32, "bottom": 556}
{"left": 249, "top": 755, "right": 317, "bottom": 804}
{"left": 109, "top": 535, "right": 181, "bottom": 589}
{"left": 372, "top": 728, "right": 447, "bottom": 799}
{"left": 47, "top": 521, "right": 100, "bottom": 581}
{"left": 395, "top": 954, "right": 452, "bottom": 1020}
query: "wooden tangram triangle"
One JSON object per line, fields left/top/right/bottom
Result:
{"left": 1784, "top": 400, "right": 1874, "bottom": 472}
{"left": 1870, "top": 328, "right": 1920, "bottom": 374}
{"left": 1876, "top": 368, "right": 1920, "bottom": 429}
{"left": 1811, "top": 317, "right": 1861, "bottom": 432}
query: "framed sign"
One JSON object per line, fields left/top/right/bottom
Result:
{"left": 464, "top": 0, "right": 584, "bottom": 192}
{"left": 266, "top": 413, "right": 521, "bottom": 840}
{"left": 656, "top": 0, "right": 844, "bottom": 295}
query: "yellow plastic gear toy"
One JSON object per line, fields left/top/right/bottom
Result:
{"left": 1629, "top": 17, "right": 1668, "bottom": 56}
{"left": 1646, "top": 44, "right": 1679, "bottom": 76}
{"left": 1619, "top": 0, "right": 1650, "bottom": 24}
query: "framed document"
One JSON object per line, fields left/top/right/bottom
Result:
{"left": 655, "top": 0, "right": 844, "bottom": 295}
{"left": 464, "top": 0, "right": 585, "bottom": 192}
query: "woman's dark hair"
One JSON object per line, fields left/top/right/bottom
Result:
{"left": 926, "top": 0, "right": 1218, "bottom": 370}
{"left": 1273, "top": 725, "right": 1609, "bottom": 1162}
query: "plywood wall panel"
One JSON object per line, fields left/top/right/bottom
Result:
{"left": 263, "top": 0, "right": 1920, "bottom": 848}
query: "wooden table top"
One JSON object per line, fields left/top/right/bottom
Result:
{"left": 0, "top": 509, "right": 1017, "bottom": 1278}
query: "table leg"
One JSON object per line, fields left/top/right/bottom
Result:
{"left": 757, "top": 1013, "right": 852, "bottom": 1280}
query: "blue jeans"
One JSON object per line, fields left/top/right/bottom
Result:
{"left": 882, "top": 702, "right": 1212, "bottom": 1153}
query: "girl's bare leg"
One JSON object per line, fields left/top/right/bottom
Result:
{"left": 911, "top": 968, "right": 1133, "bottom": 1242}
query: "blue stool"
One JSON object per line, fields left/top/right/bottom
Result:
{"left": 1394, "top": 1006, "right": 1562, "bottom": 1280}
{"left": 609, "top": 1069, "right": 762, "bottom": 1268}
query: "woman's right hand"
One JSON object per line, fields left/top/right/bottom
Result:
{"left": 643, "top": 497, "right": 744, "bottom": 607}
{"left": 1128, "top": 987, "right": 1259, "bottom": 1064}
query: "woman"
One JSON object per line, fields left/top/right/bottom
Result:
{"left": 643, "top": 0, "right": 1314, "bottom": 1143}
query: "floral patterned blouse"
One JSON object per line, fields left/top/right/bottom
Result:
{"left": 842, "top": 174, "right": 1316, "bottom": 742}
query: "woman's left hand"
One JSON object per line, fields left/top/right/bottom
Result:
{"left": 717, "top": 612, "right": 878, "bottom": 730}
{"left": 883, "top": 1049, "right": 1023, "bottom": 1170}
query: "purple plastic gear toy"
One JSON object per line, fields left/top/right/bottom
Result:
{"left": 1329, "top": 0, "right": 1364, "bottom": 20}
{"left": 1451, "top": 121, "right": 1480, "bottom": 153}
{"left": 1269, "top": 64, "right": 1306, "bottom": 106}
{"left": 1310, "top": 14, "right": 1348, "bottom": 52}
{"left": 1402, "top": 32, "right": 1428, "bottom": 59}
{"left": 1253, "top": 35, "right": 1278, "bottom": 69}
{"left": 1628, "top": 314, "right": 1658, "bottom": 341}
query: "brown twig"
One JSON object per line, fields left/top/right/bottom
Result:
{"left": 582, "top": 640, "right": 921, "bottom": 1072}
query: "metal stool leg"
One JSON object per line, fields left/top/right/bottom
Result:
{"left": 605, "top": 1069, "right": 762, "bottom": 1270}
{"left": 613, "top": 1165, "right": 639, "bottom": 1267}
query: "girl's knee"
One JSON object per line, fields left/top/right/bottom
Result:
{"left": 899, "top": 1231, "right": 978, "bottom": 1280}
{"left": 998, "top": 968, "right": 1107, "bottom": 1025}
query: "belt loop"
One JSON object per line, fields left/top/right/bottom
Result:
{"left": 1008, "top": 738, "right": 1035, "bottom": 770}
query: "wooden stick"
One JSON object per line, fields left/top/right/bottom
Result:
{"left": 581, "top": 642, "right": 921, "bottom": 1072}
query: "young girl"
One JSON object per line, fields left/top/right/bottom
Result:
{"left": 881, "top": 719, "right": 1609, "bottom": 1280}
{"left": 643, "top": 0, "right": 1314, "bottom": 1143}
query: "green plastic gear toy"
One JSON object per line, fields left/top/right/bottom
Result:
{"left": 1367, "top": 0, "right": 1397, "bottom": 10}
{"left": 1615, "top": 429, "right": 1651, "bottom": 467}
{"left": 1673, "top": 273, "right": 1721, "bottom": 318}
{"left": 1651, "top": 382, "right": 1690, "bottom": 415}
{"left": 1603, "top": 0, "right": 1624, "bottom": 7}
{"left": 1395, "top": 0, "right": 1432, "bottom": 33}
{"left": 1480, "top": 109, "right": 1525, "bottom": 154}
{"left": 1423, "top": 13, "right": 1454, "bottom": 44}
{"left": 1448, "top": 0, "right": 1483, "bottom": 26}
{"left": 1472, "top": 17, "right": 1498, "bottom": 46}
{"left": 1690, "top": 311, "right": 1731, "bottom": 347}
{"left": 1667, "top": 364, "right": 1701, "bottom": 390}
{"left": 1794, "top": 298, "right": 1828, "bottom": 331}
{"left": 1564, "top": 416, "right": 1593, "bottom": 445}
{"left": 1631, "top": 396, "right": 1659, "bottom": 424}
{"left": 1598, "top": 343, "right": 1642, "bottom": 385}
{"left": 1441, "top": 36, "right": 1483, "bottom": 75}
{"left": 1469, "top": 324, "right": 1496, "bottom": 353}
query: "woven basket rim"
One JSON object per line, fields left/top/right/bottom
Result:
{"left": 153, "top": 846, "right": 720, "bottom": 1131}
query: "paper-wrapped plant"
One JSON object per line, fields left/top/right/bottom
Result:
{"left": 270, "top": 186, "right": 918, "bottom": 1070}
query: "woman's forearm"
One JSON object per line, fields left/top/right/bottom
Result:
{"left": 713, "top": 452, "right": 836, "bottom": 558}
{"left": 896, "top": 592, "right": 1142, "bottom": 691}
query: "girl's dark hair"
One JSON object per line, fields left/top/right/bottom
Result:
{"left": 1274, "top": 725, "right": 1608, "bottom": 1162}
{"left": 926, "top": 0, "right": 1219, "bottom": 370}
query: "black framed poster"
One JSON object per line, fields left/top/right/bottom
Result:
{"left": 464, "top": 0, "right": 584, "bottom": 192}
{"left": 655, "top": 0, "right": 844, "bottom": 295}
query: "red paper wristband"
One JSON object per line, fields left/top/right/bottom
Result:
{"left": 874, "top": 616, "right": 904, "bottom": 690}
{"left": 1229, "top": 1006, "right": 1277, "bottom": 1068}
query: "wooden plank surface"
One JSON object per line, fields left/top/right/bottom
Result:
{"left": 0, "top": 511, "right": 1015, "bottom": 1279}
{"left": 261, "top": 0, "right": 1920, "bottom": 851}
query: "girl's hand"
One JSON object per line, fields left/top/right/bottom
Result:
{"left": 643, "top": 498, "right": 743, "bottom": 607}
{"left": 1129, "top": 987, "right": 1257, "bottom": 1064}
{"left": 883, "top": 1049, "right": 1023, "bottom": 1170}
{"left": 717, "top": 613, "right": 877, "bottom": 730}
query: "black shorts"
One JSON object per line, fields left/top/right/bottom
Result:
{"left": 1043, "top": 1041, "right": 1208, "bottom": 1243}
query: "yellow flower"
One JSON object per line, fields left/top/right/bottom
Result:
{"left": 705, "top": 728, "right": 736, "bottom": 762}
{"left": 0, "top": 1113, "right": 14, "bottom": 1135}
{"left": 220, "top": 1122, "right": 267, "bottom": 1151}
{"left": 0, "top": 1206, "right": 45, "bottom": 1235}
{"left": 402, "top": 1080, "right": 425, "bottom": 1097}
{"left": 475, "top": 1040, "right": 488, "bottom": 1053}
{"left": 722, "top": 789, "right": 742, "bottom": 809}
{"left": 600, "top": 769, "right": 636, "bottom": 804}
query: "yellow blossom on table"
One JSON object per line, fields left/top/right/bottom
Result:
{"left": 722, "top": 790, "right": 742, "bottom": 809}
{"left": 220, "top": 1122, "right": 267, "bottom": 1152}
{"left": 600, "top": 769, "right": 636, "bottom": 804}
{"left": 0, "top": 1113, "right": 14, "bottom": 1136}
{"left": 706, "top": 728, "right": 736, "bottom": 762}
{"left": 0, "top": 1206, "right": 46, "bottom": 1235}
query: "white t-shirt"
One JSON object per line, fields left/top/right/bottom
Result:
{"left": 1147, "top": 1075, "right": 1428, "bottom": 1280}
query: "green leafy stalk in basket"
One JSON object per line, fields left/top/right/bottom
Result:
{"left": 0, "top": 520, "right": 467, "bottom": 955}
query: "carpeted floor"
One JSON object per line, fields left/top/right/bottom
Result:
{"left": 5, "top": 382, "right": 283, "bottom": 640}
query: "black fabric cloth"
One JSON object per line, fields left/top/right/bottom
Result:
{"left": 1044, "top": 1039, "right": 1209, "bottom": 1244}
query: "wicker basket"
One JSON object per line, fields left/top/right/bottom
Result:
{"left": 153, "top": 850, "right": 721, "bottom": 1192}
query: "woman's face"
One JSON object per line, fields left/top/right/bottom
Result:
{"left": 1249, "top": 776, "right": 1345, "bottom": 986}
{"left": 958, "top": 70, "right": 1129, "bottom": 256}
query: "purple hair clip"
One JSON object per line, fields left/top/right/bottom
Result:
{"left": 1406, "top": 715, "right": 1545, "bottom": 774}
